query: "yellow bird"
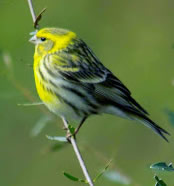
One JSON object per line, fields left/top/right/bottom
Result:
{"left": 29, "top": 27, "right": 169, "bottom": 141}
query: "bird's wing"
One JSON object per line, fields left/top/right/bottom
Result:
{"left": 50, "top": 39, "right": 147, "bottom": 114}
{"left": 50, "top": 40, "right": 107, "bottom": 83}
{"left": 49, "top": 39, "right": 170, "bottom": 141}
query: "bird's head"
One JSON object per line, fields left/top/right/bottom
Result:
{"left": 29, "top": 27, "right": 76, "bottom": 55}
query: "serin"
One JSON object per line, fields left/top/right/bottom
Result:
{"left": 29, "top": 27, "right": 169, "bottom": 141}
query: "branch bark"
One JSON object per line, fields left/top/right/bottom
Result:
{"left": 27, "top": 1, "right": 94, "bottom": 185}
{"left": 27, "top": 0, "right": 36, "bottom": 23}
{"left": 62, "top": 117, "right": 94, "bottom": 186}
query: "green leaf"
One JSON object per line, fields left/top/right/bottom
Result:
{"left": 93, "top": 160, "right": 111, "bottom": 182}
{"left": 46, "top": 135, "right": 67, "bottom": 142}
{"left": 154, "top": 175, "right": 167, "bottom": 186}
{"left": 68, "top": 125, "right": 75, "bottom": 134}
{"left": 18, "top": 102, "right": 43, "bottom": 106}
{"left": 46, "top": 135, "right": 68, "bottom": 152}
{"left": 63, "top": 172, "right": 87, "bottom": 183}
{"left": 150, "top": 162, "right": 174, "bottom": 172}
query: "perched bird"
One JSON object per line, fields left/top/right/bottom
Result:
{"left": 29, "top": 27, "right": 169, "bottom": 141}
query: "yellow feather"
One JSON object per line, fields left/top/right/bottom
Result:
{"left": 36, "top": 28, "right": 76, "bottom": 53}
{"left": 33, "top": 28, "right": 77, "bottom": 103}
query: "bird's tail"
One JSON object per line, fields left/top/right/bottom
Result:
{"left": 134, "top": 115, "right": 170, "bottom": 142}
{"left": 107, "top": 104, "right": 170, "bottom": 142}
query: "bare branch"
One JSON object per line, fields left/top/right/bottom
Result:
{"left": 27, "top": 0, "right": 36, "bottom": 23}
{"left": 62, "top": 117, "right": 94, "bottom": 186}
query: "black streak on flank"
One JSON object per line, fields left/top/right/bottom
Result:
{"left": 54, "top": 92, "right": 81, "bottom": 116}
{"left": 61, "top": 85, "right": 99, "bottom": 110}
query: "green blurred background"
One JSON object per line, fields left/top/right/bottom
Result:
{"left": 0, "top": 0, "right": 174, "bottom": 185}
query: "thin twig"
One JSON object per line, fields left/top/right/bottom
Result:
{"left": 27, "top": 1, "right": 94, "bottom": 185}
{"left": 27, "top": 0, "right": 46, "bottom": 29}
{"left": 62, "top": 117, "right": 94, "bottom": 186}
{"left": 34, "top": 7, "right": 47, "bottom": 29}
{"left": 27, "top": 0, "right": 36, "bottom": 23}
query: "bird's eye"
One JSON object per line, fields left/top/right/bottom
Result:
{"left": 40, "top": 37, "right": 46, "bottom": 41}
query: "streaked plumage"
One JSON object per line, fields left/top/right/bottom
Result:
{"left": 30, "top": 27, "right": 169, "bottom": 141}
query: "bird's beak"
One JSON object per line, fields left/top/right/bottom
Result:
{"left": 29, "top": 35, "right": 37, "bottom": 44}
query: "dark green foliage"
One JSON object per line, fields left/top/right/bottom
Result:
{"left": 150, "top": 162, "right": 174, "bottom": 172}
{"left": 93, "top": 161, "right": 110, "bottom": 182}
{"left": 154, "top": 176, "right": 167, "bottom": 186}
{"left": 63, "top": 161, "right": 111, "bottom": 184}
{"left": 63, "top": 172, "right": 87, "bottom": 183}
{"left": 68, "top": 125, "right": 75, "bottom": 134}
